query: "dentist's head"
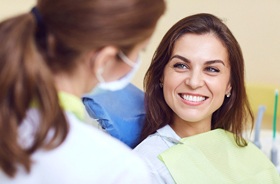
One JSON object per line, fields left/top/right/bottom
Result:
{"left": 34, "top": 0, "right": 166, "bottom": 95}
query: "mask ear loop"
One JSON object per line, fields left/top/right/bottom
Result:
{"left": 96, "top": 68, "right": 105, "bottom": 83}
{"left": 118, "top": 51, "right": 136, "bottom": 68}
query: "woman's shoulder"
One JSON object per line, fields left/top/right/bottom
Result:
{"left": 134, "top": 124, "right": 179, "bottom": 157}
{"left": 133, "top": 125, "right": 177, "bottom": 184}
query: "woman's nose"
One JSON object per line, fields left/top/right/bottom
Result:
{"left": 185, "top": 71, "right": 204, "bottom": 89}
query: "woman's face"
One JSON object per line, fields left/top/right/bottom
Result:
{"left": 162, "top": 33, "right": 231, "bottom": 132}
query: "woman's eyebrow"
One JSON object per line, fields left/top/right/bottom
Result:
{"left": 170, "top": 55, "right": 190, "bottom": 63}
{"left": 205, "top": 60, "right": 225, "bottom": 66}
{"left": 171, "top": 55, "right": 225, "bottom": 66}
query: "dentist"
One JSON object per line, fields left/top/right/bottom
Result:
{"left": 0, "top": 0, "right": 165, "bottom": 183}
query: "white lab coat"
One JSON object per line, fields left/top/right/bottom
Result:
{"left": 0, "top": 109, "right": 151, "bottom": 184}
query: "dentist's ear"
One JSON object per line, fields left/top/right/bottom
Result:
{"left": 89, "top": 46, "right": 118, "bottom": 74}
{"left": 80, "top": 46, "right": 118, "bottom": 85}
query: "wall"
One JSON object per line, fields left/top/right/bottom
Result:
{"left": 0, "top": 0, "right": 35, "bottom": 20}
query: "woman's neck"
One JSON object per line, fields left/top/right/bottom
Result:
{"left": 170, "top": 116, "right": 211, "bottom": 138}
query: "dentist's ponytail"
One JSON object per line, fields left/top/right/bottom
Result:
{"left": 0, "top": 13, "right": 68, "bottom": 177}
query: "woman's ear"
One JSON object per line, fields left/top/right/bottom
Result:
{"left": 226, "top": 83, "right": 232, "bottom": 95}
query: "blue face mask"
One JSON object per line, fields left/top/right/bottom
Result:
{"left": 91, "top": 51, "right": 141, "bottom": 95}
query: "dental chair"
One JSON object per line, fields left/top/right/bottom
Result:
{"left": 82, "top": 83, "right": 145, "bottom": 148}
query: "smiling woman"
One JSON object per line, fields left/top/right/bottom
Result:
{"left": 133, "top": 13, "right": 280, "bottom": 184}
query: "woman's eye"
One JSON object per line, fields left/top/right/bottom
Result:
{"left": 173, "top": 63, "right": 188, "bottom": 69}
{"left": 206, "top": 67, "right": 220, "bottom": 73}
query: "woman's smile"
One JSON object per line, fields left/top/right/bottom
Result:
{"left": 179, "top": 93, "right": 207, "bottom": 104}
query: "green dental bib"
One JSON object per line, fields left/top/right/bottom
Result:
{"left": 159, "top": 129, "right": 280, "bottom": 184}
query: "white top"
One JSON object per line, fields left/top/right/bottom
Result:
{"left": 133, "top": 125, "right": 180, "bottom": 184}
{"left": 1, "top": 109, "right": 152, "bottom": 184}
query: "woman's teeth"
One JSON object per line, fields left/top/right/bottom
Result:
{"left": 181, "top": 94, "right": 206, "bottom": 102}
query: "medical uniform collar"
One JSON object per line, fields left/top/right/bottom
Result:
{"left": 58, "top": 91, "right": 85, "bottom": 121}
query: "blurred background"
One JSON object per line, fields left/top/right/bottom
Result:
{"left": 1, "top": 0, "right": 279, "bottom": 130}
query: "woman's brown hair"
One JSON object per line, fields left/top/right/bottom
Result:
{"left": 0, "top": 0, "right": 165, "bottom": 177}
{"left": 141, "top": 13, "right": 253, "bottom": 146}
